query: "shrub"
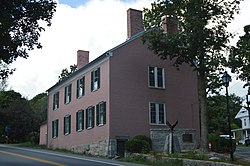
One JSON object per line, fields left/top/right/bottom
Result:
{"left": 133, "top": 135, "right": 152, "bottom": 149}
{"left": 126, "top": 135, "right": 152, "bottom": 154}
{"left": 209, "top": 133, "right": 236, "bottom": 153}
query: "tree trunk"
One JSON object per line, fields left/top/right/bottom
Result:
{"left": 198, "top": 73, "right": 208, "bottom": 152}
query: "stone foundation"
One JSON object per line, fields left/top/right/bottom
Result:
{"left": 150, "top": 128, "right": 197, "bottom": 152}
{"left": 69, "top": 139, "right": 117, "bottom": 157}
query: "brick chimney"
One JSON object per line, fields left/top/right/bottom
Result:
{"left": 77, "top": 50, "right": 89, "bottom": 69}
{"left": 161, "top": 16, "right": 179, "bottom": 34}
{"left": 127, "top": 8, "right": 143, "bottom": 38}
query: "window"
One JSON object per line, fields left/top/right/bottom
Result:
{"left": 244, "top": 119, "right": 247, "bottom": 127}
{"left": 182, "top": 134, "right": 193, "bottom": 143}
{"left": 86, "top": 106, "right": 94, "bottom": 129}
{"left": 150, "top": 102, "right": 166, "bottom": 125}
{"left": 77, "top": 77, "right": 85, "bottom": 98}
{"left": 64, "top": 84, "right": 72, "bottom": 104}
{"left": 76, "top": 110, "right": 84, "bottom": 131}
{"left": 91, "top": 68, "right": 100, "bottom": 91}
{"left": 64, "top": 115, "right": 71, "bottom": 135}
{"left": 53, "top": 92, "right": 59, "bottom": 110}
{"left": 96, "top": 101, "right": 106, "bottom": 126}
{"left": 52, "top": 119, "right": 59, "bottom": 138}
{"left": 148, "top": 66, "right": 165, "bottom": 88}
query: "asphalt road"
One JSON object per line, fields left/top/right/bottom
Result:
{"left": 235, "top": 146, "right": 250, "bottom": 161}
{"left": 0, "top": 144, "right": 144, "bottom": 166}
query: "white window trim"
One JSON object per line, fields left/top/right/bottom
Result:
{"left": 148, "top": 66, "right": 165, "bottom": 89}
{"left": 149, "top": 102, "right": 166, "bottom": 125}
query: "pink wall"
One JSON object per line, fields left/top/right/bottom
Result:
{"left": 47, "top": 59, "right": 110, "bottom": 148}
{"left": 39, "top": 123, "right": 47, "bottom": 145}
{"left": 109, "top": 36, "right": 200, "bottom": 141}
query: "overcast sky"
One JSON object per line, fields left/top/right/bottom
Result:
{"left": 6, "top": 0, "right": 250, "bottom": 102}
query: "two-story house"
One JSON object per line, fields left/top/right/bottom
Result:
{"left": 232, "top": 107, "right": 250, "bottom": 144}
{"left": 46, "top": 8, "right": 200, "bottom": 157}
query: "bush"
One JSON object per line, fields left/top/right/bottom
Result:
{"left": 209, "top": 133, "right": 236, "bottom": 153}
{"left": 133, "top": 135, "right": 152, "bottom": 149}
{"left": 126, "top": 135, "right": 152, "bottom": 154}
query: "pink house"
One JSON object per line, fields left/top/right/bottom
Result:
{"left": 46, "top": 9, "right": 200, "bottom": 157}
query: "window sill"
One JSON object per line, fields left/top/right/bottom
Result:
{"left": 148, "top": 86, "right": 166, "bottom": 90}
{"left": 149, "top": 123, "right": 166, "bottom": 126}
{"left": 64, "top": 133, "right": 70, "bottom": 136}
{"left": 91, "top": 89, "right": 99, "bottom": 92}
{"left": 52, "top": 136, "right": 58, "bottom": 139}
{"left": 77, "top": 129, "right": 83, "bottom": 132}
{"left": 98, "top": 124, "right": 104, "bottom": 127}
{"left": 77, "top": 95, "right": 84, "bottom": 99}
{"left": 87, "top": 127, "right": 93, "bottom": 130}
{"left": 64, "top": 101, "right": 71, "bottom": 105}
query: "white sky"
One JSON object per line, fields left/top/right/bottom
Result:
{"left": 6, "top": 0, "right": 250, "bottom": 102}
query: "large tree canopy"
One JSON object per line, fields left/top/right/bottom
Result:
{"left": 208, "top": 94, "right": 242, "bottom": 133}
{"left": 143, "top": 0, "right": 242, "bottom": 151}
{"left": 0, "top": 0, "right": 56, "bottom": 79}
{"left": 229, "top": 24, "right": 250, "bottom": 83}
{"left": 0, "top": 91, "right": 48, "bottom": 143}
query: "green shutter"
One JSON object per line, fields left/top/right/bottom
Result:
{"left": 76, "top": 112, "right": 79, "bottom": 131}
{"left": 96, "top": 104, "right": 99, "bottom": 126}
{"left": 86, "top": 109, "right": 89, "bottom": 129}
{"left": 64, "top": 87, "right": 67, "bottom": 103}
{"left": 57, "top": 92, "right": 59, "bottom": 108}
{"left": 53, "top": 94, "right": 55, "bottom": 110}
{"left": 91, "top": 71, "right": 94, "bottom": 91}
{"left": 103, "top": 102, "right": 106, "bottom": 124}
{"left": 97, "top": 68, "right": 100, "bottom": 89}
{"left": 52, "top": 121, "right": 54, "bottom": 138}
{"left": 76, "top": 80, "right": 79, "bottom": 98}
{"left": 69, "top": 84, "right": 72, "bottom": 102}
{"left": 82, "top": 110, "right": 84, "bottom": 130}
{"left": 69, "top": 115, "right": 71, "bottom": 134}
{"left": 92, "top": 107, "right": 95, "bottom": 128}
{"left": 82, "top": 76, "right": 85, "bottom": 96}
{"left": 64, "top": 117, "right": 66, "bottom": 134}
{"left": 56, "top": 119, "right": 58, "bottom": 137}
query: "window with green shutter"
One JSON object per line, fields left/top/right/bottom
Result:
{"left": 77, "top": 77, "right": 85, "bottom": 98}
{"left": 64, "top": 84, "right": 72, "bottom": 104}
{"left": 76, "top": 110, "right": 84, "bottom": 131}
{"left": 91, "top": 68, "right": 100, "bottom": 91}
{"left": 52, "top": 119, "right": 59, "bottom": 138}
{"left": 53, "top": 92, "right": 59, "bottom": 110}
{"left": 64, "top": 115, "right": 71, "bottom": 135}
{"left": 86, "top": 106, "right": 94, "bottom": 129}
{"left": 96, "top": 101, "right": 106, "bottom": 126}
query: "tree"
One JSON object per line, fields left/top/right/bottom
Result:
{"left": 207, "top": 94, "right": 242, "bottom": 133}
{"left": 0, "top": 90, "right": 34, "bottom": 142}
{"left": 143, "top": 0, "right": 242, "bottom": 151}
{"left": 58, "top": 64, "right": 77, "bottom": 82}
{"left": 229, "top": 25, "right": 250, "bottom": 83}
{"left": 29, "top": 93, "right": 48, "bottom": 131}
{"left": 0, "top": 0, "right": 57, "bottom": 79}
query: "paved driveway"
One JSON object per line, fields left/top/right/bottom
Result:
{"left": 235, "top": 146, "right": 250, "bottom": 161}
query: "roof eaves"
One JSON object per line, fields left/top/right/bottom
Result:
{"left": 109, "top": 30, "right": 146, "bottom": 52}
{"left": 47, "top": 30, "right": 149, "bottom": 93}
{"left": 47, "top": 52, "right": 108, "bottom": 93}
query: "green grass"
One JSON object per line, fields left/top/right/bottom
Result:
{"left": 12, "top": 142, "right": 47, "bottom": 149}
